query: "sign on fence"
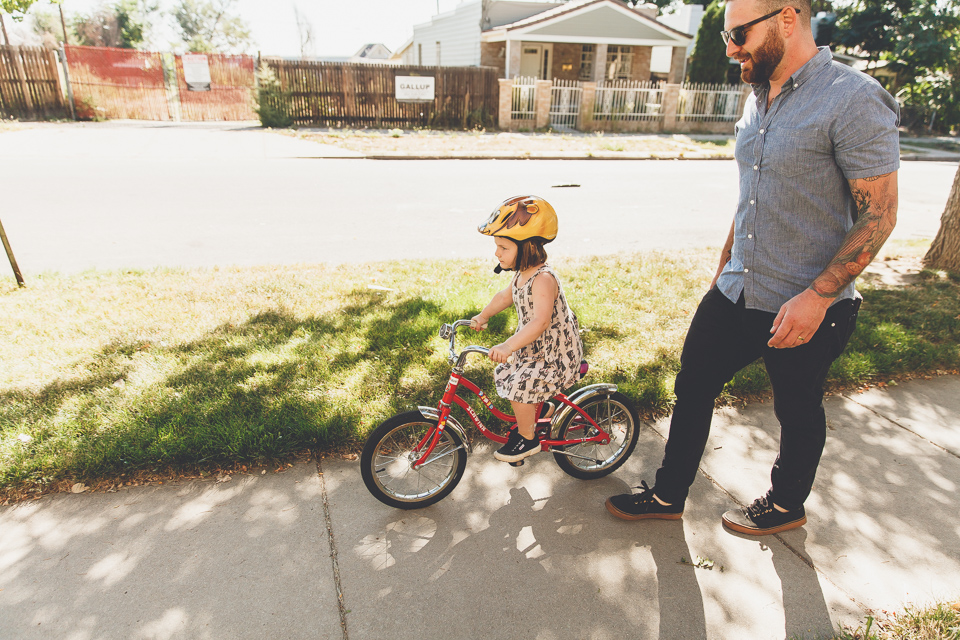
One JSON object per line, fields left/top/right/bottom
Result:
{"left": 182, "top": 54, "right": 211, "bottom": 92}
{"left": 395, "top": 76, "right": 435, "bottom": 103}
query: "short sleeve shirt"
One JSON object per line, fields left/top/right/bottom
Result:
{"left": 716, "top": 47, "right": 901, "bottom": 313}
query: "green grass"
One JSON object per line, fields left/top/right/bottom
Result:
{"left": 829, "top": 599, "right": 960, "bottom": 639}
{"left": 2, "top": 249, "right": 959, "bottom": 495}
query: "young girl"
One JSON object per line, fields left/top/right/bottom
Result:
{"left": 470, "top": 195, "right": 584, "bottom": 463}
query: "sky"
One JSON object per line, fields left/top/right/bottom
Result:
{"left": 7, "top": 0, "right": 465, "bottom": 57}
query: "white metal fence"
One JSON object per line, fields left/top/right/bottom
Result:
{"left": 549, "top": 79, "right": 582, "bottom": 129}
{"left": 677, "top": 83, "right": 744, "bottom": 121}
{"left": 593, "top": 80, "right": 665, "bottom": 121}
{"left": 511, "top": 76, "right": 537, "bottom": 121}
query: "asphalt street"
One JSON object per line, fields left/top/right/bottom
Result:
{"left": 0, "top": 122, "right": 956, "bottom": 275}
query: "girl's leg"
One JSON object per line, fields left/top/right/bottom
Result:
{"left": 511, "top": 401, "right": 538, "bottom": 440}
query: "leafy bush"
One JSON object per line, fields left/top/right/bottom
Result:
{"left": 254, "top": 63, "right": 293, "bottom": 129}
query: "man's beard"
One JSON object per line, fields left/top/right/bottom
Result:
{"left": 738, "top": 26, "right": 785, "bottom": 84}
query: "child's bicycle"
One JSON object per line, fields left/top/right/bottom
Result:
{"left": 360, "top": 319, "right": 640, "bottom": 509}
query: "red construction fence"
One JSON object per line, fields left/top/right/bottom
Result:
{"left": 63, "top": 45, "right": 256, "bottom": 121}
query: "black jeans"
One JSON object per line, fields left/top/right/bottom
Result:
{"left": 654, "top": 287, "right": 860, "bottom": 510}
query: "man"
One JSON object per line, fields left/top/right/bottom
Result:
{"left": 606, "top": 0, "right": 900, "bottom": 535}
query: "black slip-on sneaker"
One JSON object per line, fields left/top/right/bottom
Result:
{"left": 722, "top": 495, "right": 806, "bottom": 535}
{"left": 494, "top": 430, "right": 541, "bottom": 463}
{"left": 605, "top": 481, "right": 683, "bottom": 521}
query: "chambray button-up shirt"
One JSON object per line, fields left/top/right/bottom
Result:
{"left": 716, "top": 47, "right": 901, "bottom": 314}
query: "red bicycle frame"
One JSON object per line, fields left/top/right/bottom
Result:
{"left": 412, "top": 371, "right": 612, "bottom": 468}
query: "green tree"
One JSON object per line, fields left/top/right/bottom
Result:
{"left": 686, "top": 0, "right": 729, "bottom": 83}
{"left": 1, "top": 0, "right": 43, "bottom": 21}
{"left": 171, "top": 0, "right": 252, "bottom": 53}
{"left": 834, "top": 0, "right": 960, "bottom": 131}
{"left": 70, "top": 0, "right": 155, "bottom": 49}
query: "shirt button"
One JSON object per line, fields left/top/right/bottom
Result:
{"left": 753, "top": 165, "right": 758, "bottom": 170}
{"left": 750, "top": 199, "right": 755, "bottom": 204}
{"left": 748, "top": 234, "right": 753, "bottom": 239}
{"left": 759, "top": 128, "right": 765, "bottom": 134}
{"left": 794, "top": 83, "right": 799, "bottom": 89}
{"left": 744, "top": 268, "right": 750, "bottom": 273}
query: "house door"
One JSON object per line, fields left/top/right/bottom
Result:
{"left": 520, "top": 44, "right": 544, "bottom": 78}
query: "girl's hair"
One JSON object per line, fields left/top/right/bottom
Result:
{"left": 515, "top": 238, "right": 548, "bottom": 272}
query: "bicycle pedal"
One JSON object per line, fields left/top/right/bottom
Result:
{"left": 508, "top": 460, "right": 525, "bottom": 467}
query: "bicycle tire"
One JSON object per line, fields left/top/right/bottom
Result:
{"left": 552, "top": 391, "right": 640, "bottom": 479}
{"left": 360, "top": 410, "right": 468, "bottom": 509}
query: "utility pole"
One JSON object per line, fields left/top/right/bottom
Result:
{"left": 0, "top": 218, "right": 25, "bottom": 288}
{"left": 59, "top": 5, "right": 70, "bottom": 45}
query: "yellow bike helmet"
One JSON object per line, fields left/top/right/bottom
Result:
{"left": 478, "top": 195, "right": 558, "bottom": 243}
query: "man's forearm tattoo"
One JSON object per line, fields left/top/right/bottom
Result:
{"left": 811, "top": 174, "right": 897, "bottom": 299}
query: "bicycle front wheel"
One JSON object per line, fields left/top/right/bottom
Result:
{"left": 553, "top": 391, "right": 639, "bottom": 479}
{"left": 360, "top": 410, "right": 468, "bottom": 509}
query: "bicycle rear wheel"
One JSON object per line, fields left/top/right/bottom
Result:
{"left": 553, "top": 391, "right": 639, "bottom": 479}
{"left": 360, "top": 410, "right": 468, "bottom": 509}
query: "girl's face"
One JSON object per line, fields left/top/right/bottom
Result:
{"left": 494, "top": 237, "right": 518, "bottom": 271}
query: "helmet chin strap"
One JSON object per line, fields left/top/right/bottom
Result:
{"left": 494, "top": 264, "right": 504, "bottom": 274}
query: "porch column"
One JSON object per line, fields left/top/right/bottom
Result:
{"left": 667, "top": 46, "right": 687, "bottom": 84}
{"left": 505, "top": 38, "right": 521, "bottom": 79}
{"left": 592, "top": 43, "right": 608, "bottom": 83}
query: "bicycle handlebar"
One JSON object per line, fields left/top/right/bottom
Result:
{"left": 440, "top": 320, "right": 513, "bottom": 368}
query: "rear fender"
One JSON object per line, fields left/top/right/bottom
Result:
{"left": 550, "top": 383, "right": 618, "bottom": 438}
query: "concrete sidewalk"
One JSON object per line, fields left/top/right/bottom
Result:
{"left": 2, "top": 375, "right": 959, "bottom": 639}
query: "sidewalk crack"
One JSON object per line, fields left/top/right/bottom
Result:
{"left": 840, "top": 393, "right": 960, "bottom": 460}
{"left": 316, "top": 454, "right": 349, "bottom": 640}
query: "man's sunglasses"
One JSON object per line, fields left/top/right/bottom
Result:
{"left": 720, "top": 7, "right": 801, "bottom": 47}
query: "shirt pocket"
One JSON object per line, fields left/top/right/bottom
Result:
{"left": 763, "top": 126, "right": 828, "bottom": 178}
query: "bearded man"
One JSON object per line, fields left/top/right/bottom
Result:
{"left": 606, "top": 0, "right": 900, "bottom": 535}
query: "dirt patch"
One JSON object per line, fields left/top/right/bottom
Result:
{"left": 291, "top": 128, "right": 736, "bottom": 158}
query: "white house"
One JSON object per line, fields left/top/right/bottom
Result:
{"left": 399, "top": 0, "right": 693, "bottom": 84}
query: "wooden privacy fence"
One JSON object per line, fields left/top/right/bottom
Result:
{"left": 0, "top": 45, "right": 67, "bottom": 120}
{"left": 263, "top": 59, "right": 499, "bottom": 129}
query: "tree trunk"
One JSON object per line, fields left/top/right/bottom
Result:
{"left": 923, "top": 163, "right": 960, "bottom": 273}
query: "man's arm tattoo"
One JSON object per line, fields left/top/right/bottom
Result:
{"left": 810, "top": 173, "right": 898, "bottom": 299}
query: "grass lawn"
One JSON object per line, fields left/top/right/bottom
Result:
{"left": 2, "top": 245, "right": 959, "bottom": 499}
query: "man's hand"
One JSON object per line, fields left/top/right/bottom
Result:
{"left": 768, "top": 289, "right": 832, "bottom": 349}
{"left": 489, "top": 343, "right": 513, "bottom": 363}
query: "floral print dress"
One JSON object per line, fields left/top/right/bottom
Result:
{"left": 494, "top": 265, "right": 584, "bottom": 404}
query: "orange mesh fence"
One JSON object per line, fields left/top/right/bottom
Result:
{"left": 174, "top": 53, "right": 256, "bottom": 121}
{"left": 65, "top": 45, "right": 168, "bottom": 120}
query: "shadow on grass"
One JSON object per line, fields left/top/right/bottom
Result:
{"left": 5, "top": 277, "right": 956, "bottom": 491}
{"left": 1, "top": 290, "right": 454, "bottom": 487}
{"left": 725, "top": 280, "right": 960, "bottom": 397}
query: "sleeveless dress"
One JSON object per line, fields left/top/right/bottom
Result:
{"left": 494, "top": 265, "right": 584, "bottom": 404}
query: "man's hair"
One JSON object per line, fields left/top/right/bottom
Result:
{"left": 755, "top": 0, "right": 812, "bottom": 27}
{"left": 515, "top": 238, "right": 548, "bottom": 272}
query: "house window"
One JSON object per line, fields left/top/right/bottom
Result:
{"left": 578, "top": 44, "right": 594, "bottom": 80}
{"left": 607, "top": 45, "right": 633, "bottom": 80}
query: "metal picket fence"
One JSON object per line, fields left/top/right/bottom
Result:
{"left": 549, "top": 78, "right": 581, "bottom": 130}
{"left": 593, "top": 80, "right": 664, "bottom": 121}
{"left": 677, "top": 82, "right": 744, "bottom": 122}
{"left": 511, "top": 76, "right": 536, "bottom": 122}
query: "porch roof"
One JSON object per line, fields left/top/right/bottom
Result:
{"left": 482, "top": 0, "right": 692, "bottom": 47}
